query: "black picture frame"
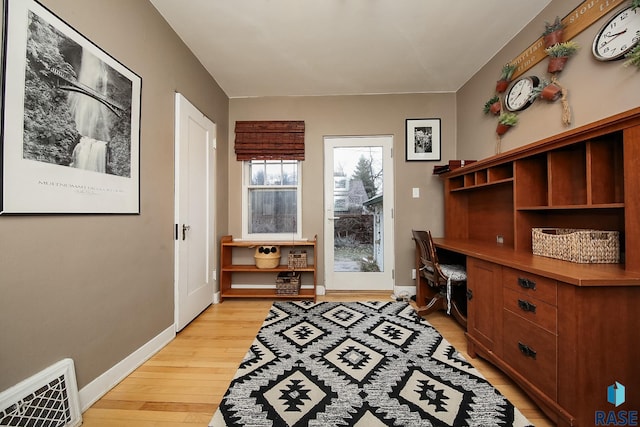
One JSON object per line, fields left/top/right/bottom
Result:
{"left": 1, "top": 0, "right": 142, "bottom": 214}
{"left": 405, "top": 118, "right": 441, "bottom": 161}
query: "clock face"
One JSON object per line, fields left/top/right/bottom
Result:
{"left": 505, "top": 76, "right": 540, "bottom": 112}
{"left": 592, "top": 6, "right": 640, "bottom": 61}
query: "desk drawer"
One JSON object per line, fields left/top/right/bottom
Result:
{"left": 503, "top": 267, "right": 557, "bottom": 306}
{"left": 503, "top": 288, "right": 557, "bottom": 333}
{"left": 503, "top": 310, "right": 557, "bottom": 400}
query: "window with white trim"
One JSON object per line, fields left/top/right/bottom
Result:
{"left": 242, "top": 159, "right": 301, "bottom": 240}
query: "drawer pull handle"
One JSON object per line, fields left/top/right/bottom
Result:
{"left": 466, "top": 289, "right": 473, "bottom": 301}
{"left": 518, "top": 277, "right": 536, "bottom": 290}
{"left": 518, "top": 299, "right": 537, "bottom": 313}
{"left": 518, "top": 342, "right": 537, "bottom": 359}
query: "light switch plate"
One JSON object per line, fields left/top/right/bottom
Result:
{"left": 412, "top": 188, "right": 420, "bottom": 198}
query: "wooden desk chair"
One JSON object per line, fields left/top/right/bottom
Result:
{"left": 412, "top": 230, "right": 468, "bottom": 329}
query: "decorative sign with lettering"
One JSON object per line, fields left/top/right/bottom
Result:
{"left": 510, "top": 0, "right": 626, "bottom": 79}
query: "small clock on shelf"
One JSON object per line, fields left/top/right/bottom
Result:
{"left": 504, "top": 76, "right": 540, "bottom": 112}
{"left": 592, "top": 6, "right": 640, "bottom": 61}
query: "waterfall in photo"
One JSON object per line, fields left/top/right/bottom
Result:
{"left": 70, "top": 137, "right": 107, "bottom": 173}
{"left": 68, "top": 49, "right": 111, "bottom": 172}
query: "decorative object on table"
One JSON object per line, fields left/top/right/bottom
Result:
{"left": 210, "top": 301, "right": 533, "bottom": 427}
{"left": 432, "top": 160, "right": 477, "bottom": 175}
{"left": 543, "top": 16, "right": 566, "bottom": 47}
{"left": 483, "top": 95, "right": 502, "bottom": 115}
{"left": 592, "top": 5, "right": 640, "bottom": 61}
{"left": 495, "top": 63, "right": 517, "bottom": 93}
{"left": 532, "top": 228, "right": 620, "bottom": 264}
{"left": 1, "top": 0, "right": 142, "bottom": 214}
{"left": 275, "top": 271, "right": 301, "bottom": 295}
{"left": 504, "top": 76, "right": 540, "bottom": 112}
{"left": 405, "top": 118, "right": 441, "bottom": 161}
{"left": 545, "top": 41, "right": 580, "bottom": 73}
{"left": 254, "top": 245, "right": 281, "bottom": 269}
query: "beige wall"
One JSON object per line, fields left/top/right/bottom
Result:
{"left": 0, "top": 0, "right": 229, "bottom": 390}
{"left": 458, "top": 0, "right": 640, "bottom": 159}
{"left": 229, "top": 94, "right": 456, "bottom": 289}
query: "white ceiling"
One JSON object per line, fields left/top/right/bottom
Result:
{"left": 149, "top": 0, "right": 552, "bottom": 98}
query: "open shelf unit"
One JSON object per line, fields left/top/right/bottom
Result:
{"left": 443, "top": 111, "right": 636, "bottom": 269}
{"left": 219, "top": 235, "right": 317, "bottom": 301}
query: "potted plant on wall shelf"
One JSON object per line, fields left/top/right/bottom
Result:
{"left": 545, "top": 41, "right": 579, "bottom": 73}
{"left": 496, "top": 63, "right": 517, "bottom": 93}
{"left": 496, "top": 112, "right": 518, "bottom": 136}
{"left": 529, "top": 79, "right": 563, "bottom": 102}
{"left": 484, "top": 95, "right": 502, "bottom": 115}
{"left": 543, "top": 16, "right": 565, "bottom": 47}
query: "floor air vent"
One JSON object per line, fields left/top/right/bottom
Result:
{"left": 0, "top": 358, "right": 82, "bottom": 427}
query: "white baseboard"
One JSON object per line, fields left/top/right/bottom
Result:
{"left": 78, "top": 324, "right": 176, "bottom": 412}
{"left": 393, "top": 284, "right": 416, "bottom": 300}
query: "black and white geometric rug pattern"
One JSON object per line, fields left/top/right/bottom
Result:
{"left": 210, "top": 301, "right": 533, "bottom": 427}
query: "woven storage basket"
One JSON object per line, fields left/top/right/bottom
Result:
{"left": 254, "top": 246, "right": 281, "bottom": 269}
{"left": 532, "top": 228, "right": 620, "bottom": 264}
{"left": 276, "top": 271, "right": 301, "bottom": 295}
{"left": 288, "top": 250, "right": 308, "bottom": 269}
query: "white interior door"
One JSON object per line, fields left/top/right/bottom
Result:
{"left": 323, "top": 135, "right": 394, "bottom": 291}
{"left": 174, "top": 93, "right": 216, "bottom": 331}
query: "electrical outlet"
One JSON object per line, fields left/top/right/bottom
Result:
{"left": 496, "top": 235, "right": 504, "bottom": 244}
{"left": 411, "top": 268, "right": 416, "bottom": 280}
{"left": 412, "top": 188, "right": 420, "bottom": 198}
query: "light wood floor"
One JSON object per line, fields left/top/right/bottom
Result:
{"left": 82, "top": 293, "right": 554, "bottom": 426}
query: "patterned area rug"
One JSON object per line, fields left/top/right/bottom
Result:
{"left": 210, "top": 301, "right": 532, "bottom": 427}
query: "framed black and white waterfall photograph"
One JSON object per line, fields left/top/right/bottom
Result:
{"left": 405, "top": 118, "right": 441, "bottom": 161}
{"left": 1, "top": 0, "right": 142, "bottom": 214}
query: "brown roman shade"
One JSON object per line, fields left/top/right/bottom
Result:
{"left": 234, "top": 121, "right": 305, "bottom": 161}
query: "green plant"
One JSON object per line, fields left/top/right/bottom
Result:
{"left": 498, "top": 112, "right": 519, "bottom": 126}
{"left": 633, "top": 0, "right": 640, "bottom": 11}
{"left": 499, "top": 63, "right": 517, "bottom": 81}
{"left": 624, "top": 39, "right": 640, "bottom": 68}
{"left": 543, "top": 16, "right": 565, "bottom": 35}
{"left": 483, "top": 95, "right": 500, "bottom": 114}
{"left": 528, "top": 79, "right": 549, "bottom": 103}
{"left": 545, "top": 41, "right": 579, "bottom": 57}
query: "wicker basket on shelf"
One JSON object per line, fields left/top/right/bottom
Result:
{"left": 254, "top": 246, "right": 281, "bottom": 269}
{"left": 288, "top": 250, "right": 308, "bottom": 269}
{"left": 531, "top": 228, "right": 620, "bottom": 264}
{"left": 276, "top": 271, "right": 301, "bottom": 295}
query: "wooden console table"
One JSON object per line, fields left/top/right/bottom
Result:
{"left": 436, "top": 108, "right": 640, "bottom": 427}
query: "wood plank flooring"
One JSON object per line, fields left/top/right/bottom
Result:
{"left": 82, "top": 293, "right": 553, "bottom": 426}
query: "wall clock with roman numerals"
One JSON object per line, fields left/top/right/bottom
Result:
{"left": 592, "top": 5, "right": 640, "bottom": 61}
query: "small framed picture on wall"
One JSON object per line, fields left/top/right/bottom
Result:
{"left": 405, "top": 118, "right": 441, "bottom": 161}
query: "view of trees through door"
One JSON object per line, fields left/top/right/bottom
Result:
{"left": 333, "top": 146, "right": 383, "bottom": 272}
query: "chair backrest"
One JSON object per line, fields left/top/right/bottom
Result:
{"left": 412, "top": 230, "right": 446, "bottom": 288}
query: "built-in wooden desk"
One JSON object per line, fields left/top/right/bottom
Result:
{"left": 435, "top": 108, "right": 640, "bottom": 427}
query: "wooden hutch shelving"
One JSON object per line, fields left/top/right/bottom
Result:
{"left": 434, "top": 108, "right": 640, "bottom": 427}
{"left": 219, "top": 235, "right": 317, "bottom": 301}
